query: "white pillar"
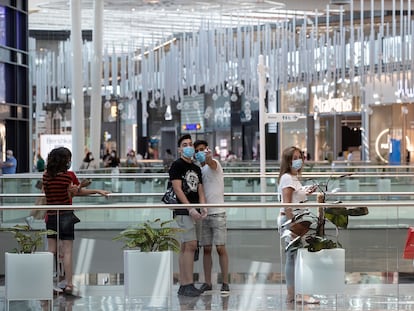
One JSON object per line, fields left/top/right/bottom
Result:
{"left": 90, "top": 0, "right": 104, "bottom": 163}
{"left": 70, "top": 0, "right": 85, "bottom": 170}
{"left": 258, "top": 55, "right": 267, "bottom": 228}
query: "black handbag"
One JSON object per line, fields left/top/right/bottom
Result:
{"left": 162, "top": 185, "right": 177, "bottom": 204}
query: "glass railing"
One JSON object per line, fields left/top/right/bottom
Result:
{"left": 1, "top": 170, "right": 414, "bottom": 230}
{"left": 1, "top": 165, "right": 414, "bottom": 309}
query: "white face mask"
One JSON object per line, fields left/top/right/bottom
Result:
{"left": 292, "top": 159, "right": 303, "bottom": 170}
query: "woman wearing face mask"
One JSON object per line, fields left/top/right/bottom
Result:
{"left": 277, "top": 146, "right": 319, "bottom": 304}
{"left": 43, "top": 147, "right": 109, "bottom": 295}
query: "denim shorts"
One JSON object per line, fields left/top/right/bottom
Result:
{"left": 200, "top": 213, "right": 227, "bottom": 246}
{"left": 46, "top": 212, "right": 77, "bottom": 240}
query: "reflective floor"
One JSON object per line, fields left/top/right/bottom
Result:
{"left": 1, "top": 229, "right": 414, "bottom": 310}
{"left": 1, "top": 283, "right": 414, "bottom": 310}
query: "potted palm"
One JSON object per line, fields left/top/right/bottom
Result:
{"left": 113, "top": 218, "right": 183, "bottom": 304}
{"left": 3, "top": 225, "right": 56, "bottom": 308}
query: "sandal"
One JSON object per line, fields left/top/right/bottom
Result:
{"left": 296, "top": 296, "right": 320, "bottom": 304}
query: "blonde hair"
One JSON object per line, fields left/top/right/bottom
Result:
{"left": 278, "top": 146, "right": 304, "bottom": 183}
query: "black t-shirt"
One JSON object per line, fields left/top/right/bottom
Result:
{"left": 169, "top": 158, "right": 202, "bottom": 214}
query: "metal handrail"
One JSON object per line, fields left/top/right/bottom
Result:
{"left": 0, "top": 191, "right": 413, "bottom": 199}
{"left": 0, "top": 200, "right": 412, "bottom": 212}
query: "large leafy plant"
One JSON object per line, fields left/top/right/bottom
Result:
{"left": 285, "top": 178, "right": 369, "bottom": 252}
{"left": 113, "top": 218, "right": 183, "bottom": 252}
{"left": 2, "top": 225, "right": 55, "bottom": 254}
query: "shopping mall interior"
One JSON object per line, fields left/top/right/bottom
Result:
{"left": 1, "top": 0, "right": 414, "bottom": 310}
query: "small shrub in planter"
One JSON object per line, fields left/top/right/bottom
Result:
{"left": 113, "top": 218, "right": 183, "bottom": 252}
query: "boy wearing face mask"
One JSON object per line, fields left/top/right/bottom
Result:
{"left": 277, "top": 146, "right": 319, "bottom": 304}
{"left": 169, "top": 134, "right": 207, "bottom": 297}
{"left": 194, "top": 140, "right": 230, "bottom": 295}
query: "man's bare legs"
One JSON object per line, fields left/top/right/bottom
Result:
{"left": 203, "top": 244, "right": 229, "bottom": 285}
{"left": 216, "top": 245, "right": 229, "bottom": 284}
{"left": 179, "top": 240, "right": 197, "bottom": 285}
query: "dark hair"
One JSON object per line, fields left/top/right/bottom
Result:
{"left": 83, "top": 151, "right": 93, "bottom": 162}
{"left": 46, "top": 147, "right": 72, "bottom": 178}
{"left": 177, "top": 134, "right": 192, "bottom": 147}
{"left": 194, "top": 140, "right": 208, "bottom": 149}
{"left": 278, "top": 146, "right": 304, "bottom": 183}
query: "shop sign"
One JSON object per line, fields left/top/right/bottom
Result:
{"left": 395, "top": 80, "right": 414, "bottom": 99}
{"left": 265, "top": 113, "right": 300, "bottom": 123}
{"left": 313, "top": 94, "right": 353, "bottom": 113}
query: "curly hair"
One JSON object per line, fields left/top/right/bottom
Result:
{"left": 278, "top": 146, "right": 304, "bottom": 183}
{"left": 46, "top": 147, "right": 72, "bottom": 178}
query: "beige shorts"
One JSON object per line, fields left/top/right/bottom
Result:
{"left": 174, "top": 215, "right": 197, "bottom": 243}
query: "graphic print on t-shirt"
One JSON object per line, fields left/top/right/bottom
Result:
{"left": 183, "top": 170, "right": 199, "bottom": 194}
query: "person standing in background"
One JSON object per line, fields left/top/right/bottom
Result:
{"left": 36, "top": 153, "right": 45, "bottom": 172}
{"left": 194, "top": 140, "right": 230, "bottom": 295}
{"left": 163, "top": 148, "right": 175, "bottom": 172}
{"left": 105, "top": 150, "right": 120, "bottom": 168}
{"left": 2, "top": 150, "right": 17, "bottom": 174}
{"left": 79, "top": 151, "right": 98, "bottom": 170}
{"left": 126, "top": 150, "right": 139, "bottom": 168}
{"left": 169, "top": 134, "right": 207, "bottom": 297}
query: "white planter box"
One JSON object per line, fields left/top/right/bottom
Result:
{"left": 124, "top": 250, "right": 173, "bottom": 299}
{"left": 5, "top": 252, "right": 53, "bottom": 309}
{"left": 295, "top": 248, "right": 345, "bottom": 295}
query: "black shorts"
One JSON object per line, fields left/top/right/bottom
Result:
{"left": 46, "top": 212, "right": 78, "bottom": 240}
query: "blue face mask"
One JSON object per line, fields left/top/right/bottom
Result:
{"left": 67, "top": 161, "right": 72, "bottom": 170}
{"left": 195, "top": 151, "right": 206, "bottom": 163}
{"left": 292, "top": 159, "right": 302, "bottom": 170}
{"left": 182, "top": 146, "right": 195, "bottom": 159}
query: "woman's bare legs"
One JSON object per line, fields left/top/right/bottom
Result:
{"left": 61, "top": 240, "right": 74, "bottom": 288}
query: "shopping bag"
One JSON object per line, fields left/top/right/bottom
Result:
{"left": 403, "top": 227, "right": 414, "bottom": 259}
{"left": 30, "top": 196, "right": 47, "bottom": 220}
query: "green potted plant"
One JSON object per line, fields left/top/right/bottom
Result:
{"left": 2, "top": 224, "right": 55, "bottom": 253}
{"left": 113, "top": 218, "right": 183, "bottom": 304}
{"left": 288, "top": 184, "right": 368, "bottom": 295}
{"left": 113, "top": 218, "right": 183, "bottom": 252}
{"left": 3, "top": 225, "right": 56, "bottom": 308}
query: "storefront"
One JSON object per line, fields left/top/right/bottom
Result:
{"left": 365, "top": 73, "right": 414, "bottom": 164}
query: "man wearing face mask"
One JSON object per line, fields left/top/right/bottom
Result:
{"left": 194, "top": 140, "right": 230, "bottom": 295}
{"left": 277, "top": 146, "right": 319, "bottom": 304}
{"left": 1, "top": 149, "right": 17, "bottom": 174}
{"left": 169, "top": 134, "right": 207, "bottom": 297}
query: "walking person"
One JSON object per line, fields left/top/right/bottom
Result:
{"left": 277, "top": 146, "right": 319, "bottom": 304}
{"left": 169, "top": 134, "right": 207, "bottom": 297}
{"left": 43, "top": 147, "right": 109, "bottom": 295}
{"left": 194, "top": 140, "right": 230, "bottom": 294}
